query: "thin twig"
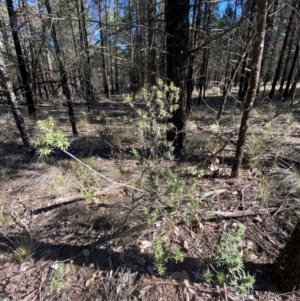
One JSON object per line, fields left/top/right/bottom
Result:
{"left": 63, "top": 149, "right": 145, "bottom": 193}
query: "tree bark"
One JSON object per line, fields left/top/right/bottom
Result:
{"left": 97, "top": 0, "right": 111, "bottom": 99}
{"left": 6, "top": 0, "right": 36, "bottom": 118}
{"left": 269, "top": 0, "right": 297, "bottom": 101}
{"left": 217, "top": 40, "right": 251, "bottom": 120}
{"left": 44, "top": 0, "right": 78, "bottom": 136}
{"left": 0, "top": 39, "right": 32, "bottom": 148}
{"left": 278, "top": 25, "right": 296, "bottom": 94}
{"left": 238, "top": 0, "right": 255, "bottom": 103}
{"left": 231, "top": 0, "right": 268, "bottom": 178}
{"left": 273, "top": 221, "right": 300, "bottom": 292}
{"left": 147, "top": 0, "right": 157, "bottom": 87}
{"left": 80, "top": 0, "right": 94, "bottom": 107}
{"left": 165, "top": 0, "right": 193, "bottom": 156}
{"left": 282, "top": 42, "right": 299, "bottom": 102}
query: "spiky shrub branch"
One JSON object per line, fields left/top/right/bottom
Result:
{"left": 201, "top": 223, "right": 255, "bottom": 297}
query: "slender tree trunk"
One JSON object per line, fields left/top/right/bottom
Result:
{"left": 147, "top": 0, "right": 156, "bottom": 86}
{"left": 44, "top": 0, "right": 78, "bottom": 136}
{"left": 114, "top": 28, "right": 120, "bottom": 94}
{"left": 238, "top": 1, "right": 255, "bottom": 103}
{"left": 282, "top": 42, "right": 299, "bottom": 102}
{"left": 269, "top": 0, "right": 297, "bottom": 101}
{"left": 80, "top": 0, "right": 94, "bottom": 107}
{"left": 278, "top": 25, "right": 296, "bottom": 94}
{"left": 198, "top": 2, "right": 210, "bottom": 103}
{"left": 97, "top": 0, "right": 110, "bottom": 98}
{"left": 289, "top": 64, "right": 300, "bottom": 106}
{"left": 0, "top": 39, "right": 32, "bottom": 148}
{"left": 217, "top": 40, "right": 251, "bottom": 120}
{"left": 231, "top": 0, "right": 268, "bottom": 178}
{"left": 6, "top": 0, "right": 36, "bottom": 118}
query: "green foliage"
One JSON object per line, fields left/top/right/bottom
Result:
{"left": 153, "top": 238, "right": 184, "bottom": 275}
{"left": 124, "top": 79, "right": 179, "bottom": 156}
{"left": 258, "top": 174, "right": 274, "bottom": 203}
{"left": 201, "top": 223, "right": 255, "bottom": 297}
{"left": 8, "top": 233, "right": 37, "bottom": 263}
{"left": 84, "top": 186, "right": 95, "bottom": 200}
{"left": 35, "top": 117, "right": 69, "bottom": 156}
{"left": 123, "top": 80, "right": 205, "bottom": 276}
{"left": 47, "top": 263, "right": 66, "bottom": 296}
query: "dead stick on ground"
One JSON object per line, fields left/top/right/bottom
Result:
{"left": 201, "top": 189, "right": 228, "bottom": 198}
{"left": 32, "top": 184, "right": 125, "bottom": 215}
{"left": 201, "top": 207, "right": 278, "bottom": 220}
{"left": 62, "top": 149, "right": 145, "bottom": 193}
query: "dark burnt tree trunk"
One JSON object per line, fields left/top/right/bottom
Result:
{"left": 72, "top": 0, "right": 84, "bottom": 94}
{"left": 269, "top": 0, "right": 297, "bottom": 101}
{"left": 198, "top": 2, "right": 211, "bottom": 104}
{"left": 191, "top": 0, "right": 202, "bottom": 104}
{"left": 165, "top": 0, "right": 193, "bottom": 156}
{"left": 273, "top": 221, "right": 300, "bottom": 292}
{"left": 289, "top": 64, "right": 300, "bottom": 106}
{"left": 278, "top": 24, "right": 296, "bottom": 94}
{"left": 44, "top": 0, "right": 78, "bottom": 136}
{"left": 80, "top": 0, "right": 94, "bottom": 108}
{"left": 231, "top": 0, "right": 268, "bottom": 178}
{"left": 238, "top": 0, "right": 255, "bottom": 103}
{"left": 282, "top": 42, "right": 299, "bottom": 102}
{"left": 113, "top": 5, "right": 120, "bottom": 94}
{"left": 147, "top": 0, "right": 156, "bottom": 87}
{"left": 97, "top": 0, "right": 110, "bottom": 98}
{"left": 0, "top": 41, "right": 32, "bottom": 148}
{"left": 6, "top": 0, "right": 36, "bottom": 118}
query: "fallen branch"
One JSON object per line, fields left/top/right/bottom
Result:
{"left": 201, "top": 189, "right": 228, "bottom": 198}
{"left": 201, "top": 207, "right": 278, "bottom": 220}
{"left": 32, "top": 184, "right": 124, "bottom": 215}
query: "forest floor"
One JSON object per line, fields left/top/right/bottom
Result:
{"left": 0, "top": 86, "right": 300, "bottom": 301}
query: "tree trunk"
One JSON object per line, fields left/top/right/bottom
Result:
{"left": 80, "top": 0, "right": 94, "bottom": 107}
{"left": 147, "top": 0, "right": 156, "bottom": 87}
{"left": 289, "top": 64, "right": 300, "bottom": 106}
{"left": 278, "top": 24, "right": 296, "bottom": 94}
{"left": 273, "top": 221, "right": 300, "bottom": 292}
{"left": 231, "top": 0, "right": 268, "bottom": 178}
{"left": 165, "top": 0, "right": 192, "bottom": 156}
{"left": 6, "top": 0, "right": 36, "bottom": 118}
{"left": 238, "top": 0, "right": 255, "bottom": 103}
{"left": 282, "top": 42, "right": 299, "bottom": 102}
{"left": 44, "top": 0, "right": 78, "bottom": 136}
{"left": 269, "top": 0, "right": 297, "bottom": 101}
{"left": 97, "top": 0, "right": 110, "bottom": 98}
{"left": 217, "top": 40, "right": 251, "bottom": 120}
{"left": 0, "top": 39, "right": 32, "bottom": 148}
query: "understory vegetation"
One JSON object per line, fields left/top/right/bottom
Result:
{"left": 1, "top": 82, "right": 300, "bottom": 300}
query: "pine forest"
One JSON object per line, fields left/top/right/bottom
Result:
{"left": 0, "top": 0, "right": 300, "bottom": 300}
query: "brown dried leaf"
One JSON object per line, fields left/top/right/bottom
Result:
{"left": 85, "top": 276, "right": 95, "bottom": 287}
